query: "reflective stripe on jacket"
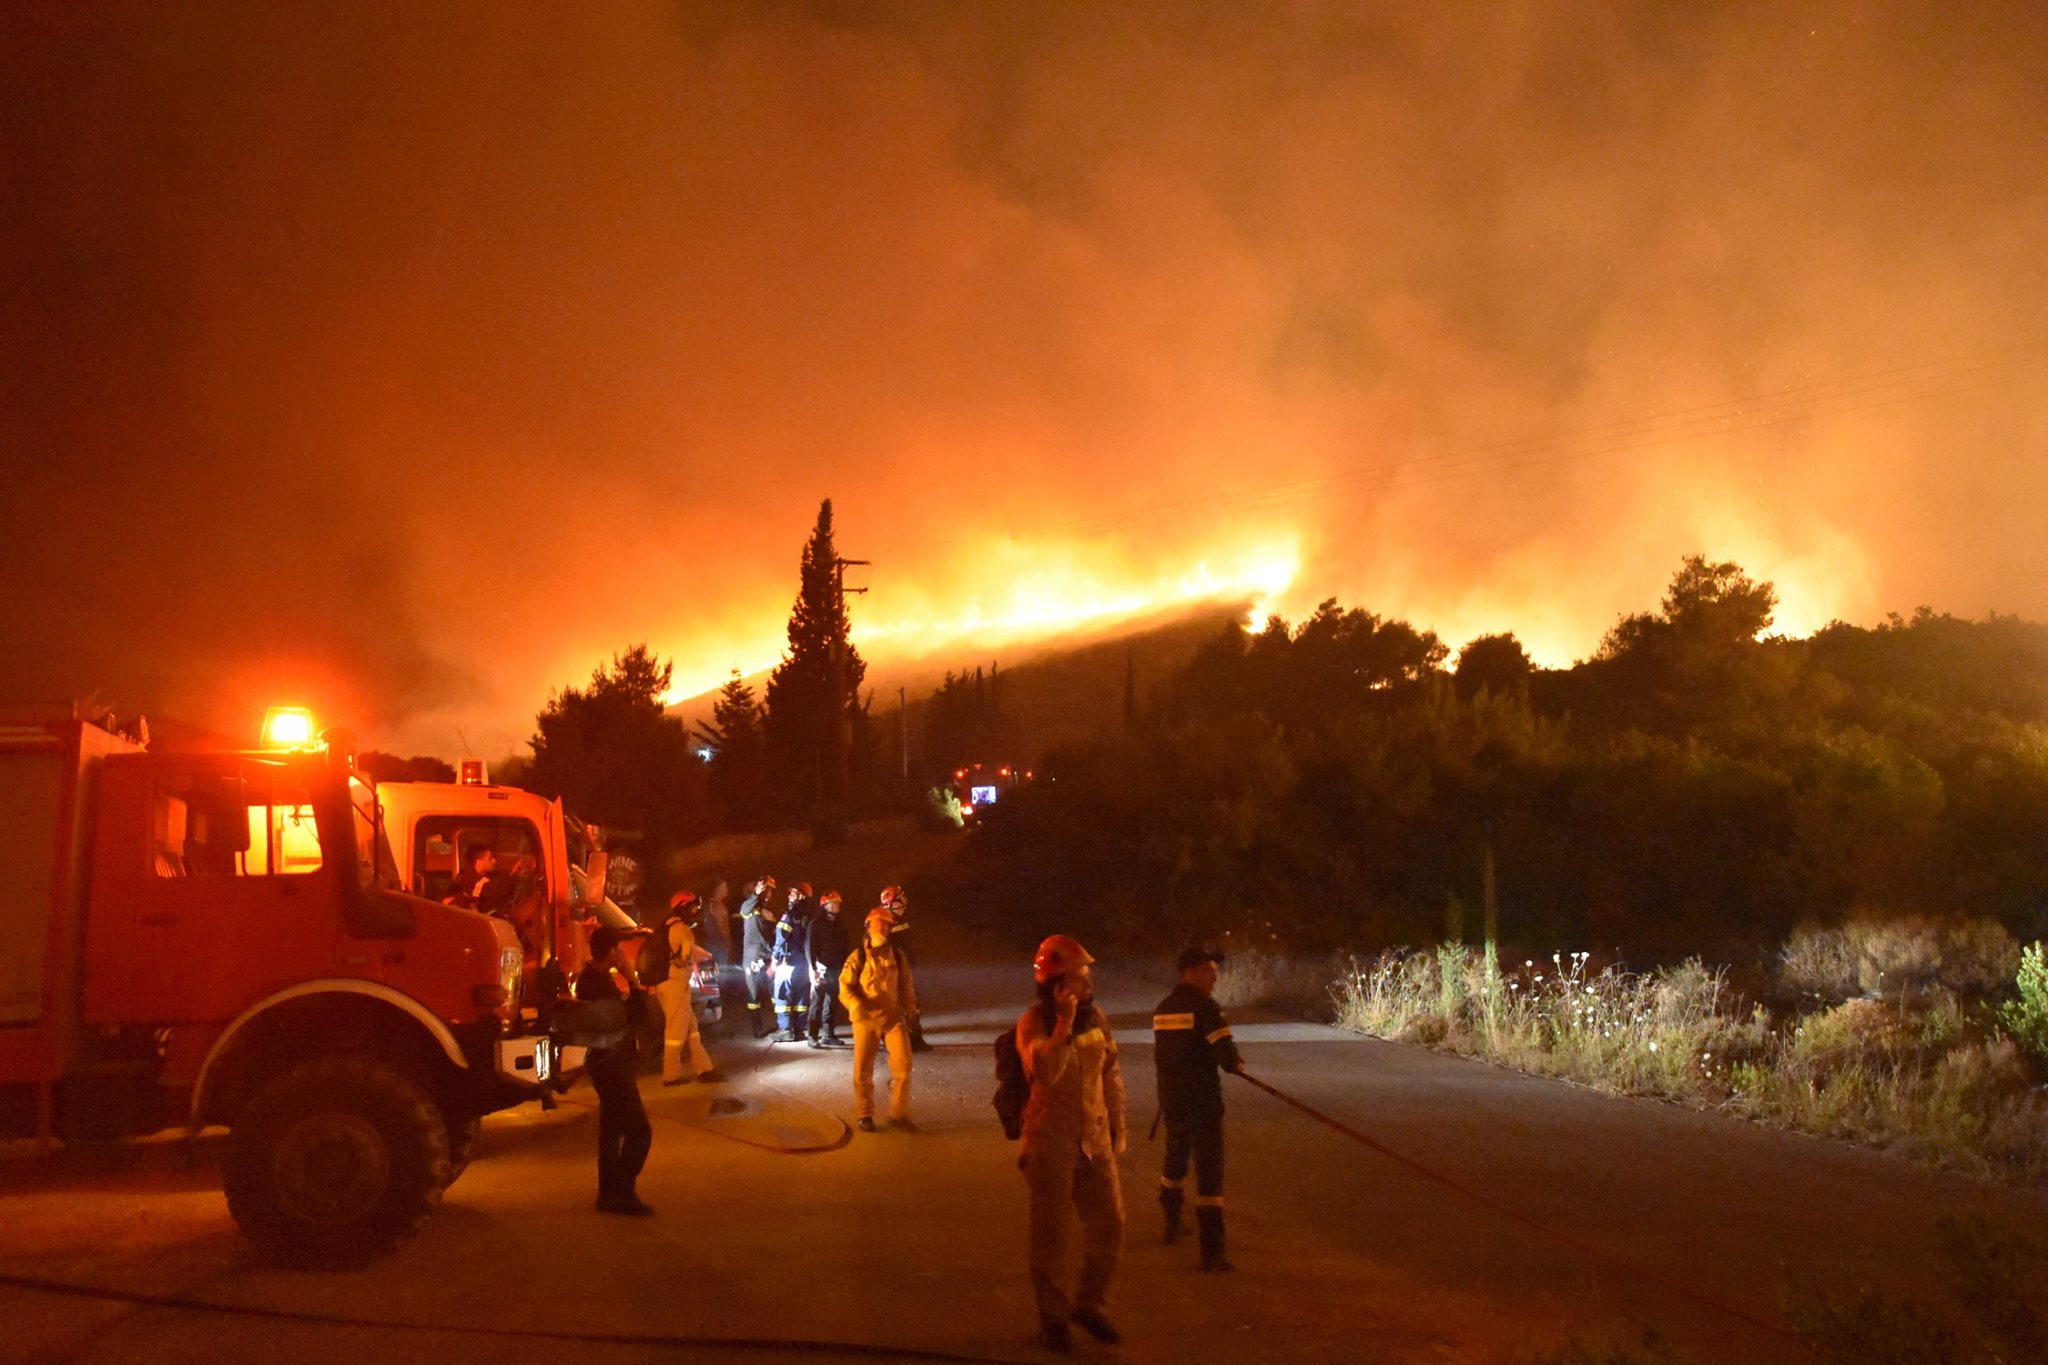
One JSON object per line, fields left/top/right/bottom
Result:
{"left": 1017, "top": 1003, "right": 1126, "bottom": 1161}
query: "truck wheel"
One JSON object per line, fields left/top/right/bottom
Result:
{"left": 224, "top": 1055, "right": 450, "bottom": 1268}
{"left": 443, "top": 1110, "right": 482, "bottom": 1187}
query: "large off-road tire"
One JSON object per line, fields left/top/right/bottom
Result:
{"left": 224, "top": 1055, "right": 450, "bottom": 1269}
{"left": 443, "top": 1109, "right": 482, "bottom": 1187}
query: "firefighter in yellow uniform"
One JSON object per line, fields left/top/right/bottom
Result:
{"left": 652, "top": 892, "right": 724, "bottom": 1086}
{"left": 840, "top": 907, "right": 916, "bottom": 1132}
{"left": 1017, "top": 935, "right": 1126, "bottom": 1354}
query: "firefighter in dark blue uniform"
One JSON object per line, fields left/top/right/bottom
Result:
{"left": 770, "top": 882, "right": 813, "bottom": 1039}
{"left": 738, "top": 874, "right": 778, "bottom": 1037}
{"left": 1152, "top": 945, "right": 1243, "bottom": 1271}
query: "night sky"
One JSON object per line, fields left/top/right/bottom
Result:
{"left": 4, "top": 2, "right": 2043, "bottom": 756}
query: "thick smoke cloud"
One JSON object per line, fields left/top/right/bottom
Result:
{"left": 3, "top": 2, "right": 2042, "bottom": 755}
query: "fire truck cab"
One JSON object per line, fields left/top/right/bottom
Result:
{"left": 0, "top": 705, "right": 549, "bottom": 1267}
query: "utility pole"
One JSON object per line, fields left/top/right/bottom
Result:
{"left": 828, "top": 555, "right": 868, "bottom": 810}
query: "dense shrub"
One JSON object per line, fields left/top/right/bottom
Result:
{"left": 1336, "top": 943, "right": 2048, "bottom": 1185}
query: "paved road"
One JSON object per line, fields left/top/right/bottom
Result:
{"left": 4, "top": 939, "right": 2037, "bottom": 1364}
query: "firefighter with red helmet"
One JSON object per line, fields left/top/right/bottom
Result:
{"left": 650, "top": 892, "right": 724, "bottom": 1087}
{"left": 805, "top": 890, "right": 852, "bottom": 1049}
{"left": 1153, "top": 945, "right": 1242, "bottom": 1270}
{"left": 738, "top": 874, "right": 779, "bottom": 1037}
{"left": 1015, "top": 934, "right": 1126, "bottom": 1353}
{"left": 839, "top": 904, "right": 917, "bottom": 1131}
{"left": 771, "top": 882, "right": 814, "bottom": 1040}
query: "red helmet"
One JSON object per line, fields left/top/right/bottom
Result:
{"left": 668, "top": 890, "right": 698, "bottom": 911}
{"left": 1033, "top": 934, "right": 1095, "bottom": 984}
{"left": 789, "top": 881, "right": 813, "bottom": 900}
{"left": 819, "top": 890, "right": 843, "bottom": 907}
{"left": 879, "top": 884, "right": 904, "bottom": 909}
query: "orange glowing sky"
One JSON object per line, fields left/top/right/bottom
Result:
{"left": 3, "top": 4, "right": 2043, "bottom": 758}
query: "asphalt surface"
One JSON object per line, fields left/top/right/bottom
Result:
{"left": 4, "top": 936, "right": 2040, "bottom": 1364}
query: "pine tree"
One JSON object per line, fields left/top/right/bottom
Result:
{"left": 698, "top": 670, "right": 773, "bottom": 830}
{"left": 764, "top": 499, "right": 867, "bottom": 813}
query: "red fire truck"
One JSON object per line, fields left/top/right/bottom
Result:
{"left": 0, "top": 704, "right": 551, "bottom": 1266}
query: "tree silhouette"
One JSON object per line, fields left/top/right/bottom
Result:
{"left": 764, "top": 500, "right": 867, "bottom": 815}
{"left": 1454, "top": 633, "right": 1533, "bottom": 698}
{"left": 698, "top": 670, "right": 774, "bottom": 830}
{"left": 527, "top": 644, "right": 705, "bottom": 850}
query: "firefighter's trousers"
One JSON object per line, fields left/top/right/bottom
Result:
{"left": 807, "top": 969, "right": 842, "bottom": 1041}
{"left": 1160, "top": 1110, "right": 1226, "bottom": 1257}
{"left": 588, "top": 1050, "right": 651, "bottom": 1201}
{"left": 744, "top": 960, "right": 773, "bottom": 1033}
{"left": 652, "top": 976, "right": 713, "bottom": 1083}
{"left": 1023, "top": 1143, "right": 1123, "bottom": 1327}
{"left": 771, "top": 962, "right": 810, "bottom": 1033}
{"left": 851, "top": 1016, "right": 912, "bottom": 1120}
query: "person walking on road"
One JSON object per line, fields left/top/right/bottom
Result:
{"left": 840, "top": 906, "right": 917, "bottom": 1132}
{"left": 880, "top": 884, "right": 933, "bottom": 1052}
{"left": 771, "top": 882, "right": 813, "bottom": 1040}
{"left": 805, "top": 890, "right": 852, "bottom": 1049}
{"left": 1153, "top": 945, "right": 1243, "bottom": 1271}
{"left": 738, "top": 874, "right": 779, "bottom": 1037}
{"left": 575, "top": 925, "right": 654, "bottom": 1216}
{"left": 650, "top": 892, "right": 725, "bottom": 1087}
{"left": 1015, "top": 934, "right": 1126, "bottom": 1353}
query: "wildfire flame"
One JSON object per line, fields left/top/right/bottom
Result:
{"left": 660, "top": 535, "right": 1303, "bottom": 704}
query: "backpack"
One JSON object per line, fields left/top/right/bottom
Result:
{"left": 992, "top": 1025, "right": 1030, "bottom": 1139}
{"left": 638, "top": 917, "right": 677, "bottom": 986}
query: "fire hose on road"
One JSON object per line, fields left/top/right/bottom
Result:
{"left": 1232, "top": 1068, "right": 1801, "bottom": 1347}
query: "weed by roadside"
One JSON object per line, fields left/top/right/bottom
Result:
{"left": 1333, "top": 934, "right": 2048, "bottom": 1184}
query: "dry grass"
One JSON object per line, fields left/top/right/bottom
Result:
{"left": 1334, "top": 943, "right": 2048, "bottom": 1185}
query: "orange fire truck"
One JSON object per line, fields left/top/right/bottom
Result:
{"left": 0, "top": 704, "right": 553, "bottom": 1266}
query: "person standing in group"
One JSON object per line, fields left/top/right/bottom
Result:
{"left": 771, "top": 882, "right": 813, "bottom": 1041}
{"left": 1153, "top": 945, "right": 1243, "bottom": 1271}
{"left": 649, "top": 892, "right": 725, "bottom": 1087}
{"left": 879, "top": 884, "right": 932, "bottom": 1052}
{"left": 1015, "top": 935, "right": 1125, "bottom": 1354}
{"left": 839, "top": 906, "right": 916, "bottom": 1132}
{"left": 575, "top": 926, "right": 654, "bottom": 1215}
{"left": 738, "top": 874, "right": 779, "bottom": 1038}
{"left": 805, "top": 890, "right": 852, "bottom": 1049}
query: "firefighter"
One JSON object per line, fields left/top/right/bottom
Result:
{"left": 1153, "top": 945, "right": 1243, "bottom": 1271}
{"left": 880, "top": 884, "right": 932, "bottom": 1052}
{"left": 840, "top": 906, "right": 917, "bottom": 1132}
{"left": 448, "top": 843, "right": 514, "bottom": 913}
{"left": 770, "top": 882, "right": 814, "bottom": 1039}
{"left": 1016, "top": 934, "right": 1125, "bottom": 1353}
{"left": 738, "top": 874, "right": 778, "bottom": 1037}
{"left": 576, "top": 926, "right": 654, "bottom": 1215}
{"left": 651, "top": 892, "right": 724, "bottom": 1087}
{"left": 805, "top": 890, "right": 852, "bottom": 1049}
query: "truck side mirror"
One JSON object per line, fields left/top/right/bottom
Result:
{"left": 214, "top": 777, "right": 253, "bottom": 855}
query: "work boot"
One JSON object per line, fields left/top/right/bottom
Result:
{"left": 1197, "top": 1205, "right": 1232, "bottom": 1272}
{"left": 749, "top": 1009, "right": 767, "bottom": 1038}
{"left": 1159, "top": 1185, "right": 1185, "bottom": 1245}
{"left": 856, "top": 1116, "right": 877, "bottom": 1133}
